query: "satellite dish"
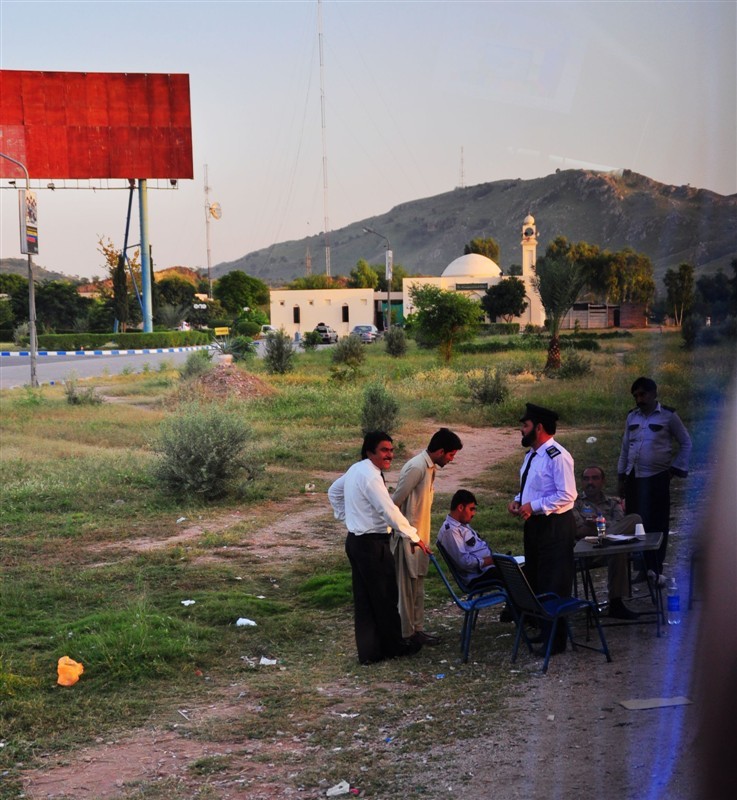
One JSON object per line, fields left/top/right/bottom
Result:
{"left": 209, "top": 202, "right": 222, "bottom": 220}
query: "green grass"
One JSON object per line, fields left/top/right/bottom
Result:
{"left": 0, "top": 328, "right": 733, "bottom": 797}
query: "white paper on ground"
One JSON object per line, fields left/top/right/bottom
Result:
{"left": 619, "top": 696, "right": 692, "bottom": 710}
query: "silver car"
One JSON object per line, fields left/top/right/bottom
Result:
{"left": 350, "top": 324, "right": 380, "bottom": 343}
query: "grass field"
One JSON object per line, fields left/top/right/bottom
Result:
{"left": 0, "top": 329, "right": 733, "bottom": 798}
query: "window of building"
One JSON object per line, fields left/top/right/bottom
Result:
{"left": 342, "top": 305, "right": 349, "bottom": 323}
{"left": 293, "top": 306, "right": 300, "bottom": 324}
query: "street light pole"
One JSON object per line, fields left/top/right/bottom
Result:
{"left": 1, "top": 151, "right": 38, "bottom": 387}
{"left": 362, "top": 226, "right": 393, "bottom": 331}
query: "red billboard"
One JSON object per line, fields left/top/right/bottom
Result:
{"left": 0, "top": 70, "right": 194, "bottom": 180}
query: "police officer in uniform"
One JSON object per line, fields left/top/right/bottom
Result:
{"left": 508, "top": 403, "right": 577, "bottom": 654}
{"left": 617, "top": 377, "right": 692, "bottom": 574}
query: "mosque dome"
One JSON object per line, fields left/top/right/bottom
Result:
{"left": 523, "top": 214, "right": 535, "bottom": 226}
{"left": 441, "top": 253, "right": 502, "bottom": 279}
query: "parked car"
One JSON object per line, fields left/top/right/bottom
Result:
{"left": 313, "top": 323, "right": 339, "bottom": 344}
{"left": 350, "top": 324, "right": 381, "bottom": 343}
{"left": 260, "top": 324, "right": 278, "bottom": 337}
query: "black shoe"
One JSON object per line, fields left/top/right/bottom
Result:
{"left": 411, "top": 631, "right": 441, "bottom": 646}
{"left": 608, "top": 598, "right": 640, "bottom": 620}
{"left": 394, "top": 638, "right": 422, "bottom": 658}
{"left": 499, "top": 605, "right": 515, "bottom": 623}
{"left": 359, "top": 655, "right": 385, "bottom": 666}
{"left": 533, "top": 642, "right": 566, "bottom": 656}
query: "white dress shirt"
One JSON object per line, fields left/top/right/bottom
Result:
{"left": 515, "top": 437, "right": 576, "bottom": 515}
{"left": 328, "top": 458, "right": 420, "bottom": 542}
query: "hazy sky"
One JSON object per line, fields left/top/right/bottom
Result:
{"left": 1, "top": 0, "right": 735, "bottom": 280}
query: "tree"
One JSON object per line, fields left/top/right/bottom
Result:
{"left": 464, "top": 237, "right": 500, "bottom": 264}
{"left": 35, "top": 281, "right": 92, "bottom": 331}
{"left": 112, "top": 254, "right": 129, "bottom": 330}
{"left": 347, "top": 259, "right": 379, "bottom": 289}
{"left": 214, "top": 271, "right": 270, "bottom": 313}
{"left": 481, "top": 278, "right": 528, "bottom": 322}
{"left": 695, "top": 270, "right": 731, "bottom": 322}
{"left": 376, "top": 263, "right": 409, "bottom": 293}
{"left": 533, "top": 252, "right": 587, "bottom": 370}
{"left": 98, "top": 236, "right": 141, "bottom": 332}
{"left": 664, "top": 262, "right": 695, "bottom": 326}
{"left": 287, "top": 274, "right": 346, "bottom": 290}
{"left": 408, "top": 285, "right": 482, "bottom": 362}
{"left": 157, "top": 276, "right": 195, "bottom": 308}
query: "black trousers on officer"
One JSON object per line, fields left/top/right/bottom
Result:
{"left": 345, "top": 532, "right": 406, "bottom": 664}
{"left": 624, "top": 470, "right": 670, "bottom": 573}
{"left": 523, "top": 510, "right": 576, "bottom": 651}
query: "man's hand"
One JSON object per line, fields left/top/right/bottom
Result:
{"left": 517, "top": 502, "right": 534, "bottom": 521}
{"left": 417, "top": 540, "right": 432, "bottom": 556}
{"left": 508, "top": 500, "right": 521, "bottom": 516}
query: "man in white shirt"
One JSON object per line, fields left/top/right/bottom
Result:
{"left": 328, "top": 431, "right": 431, "bottom": 665}
{"left": 508, "top": 403, "right": 577, "bottom": 654}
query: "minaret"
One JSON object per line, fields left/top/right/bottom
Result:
{"left": 521, "top": 214, "right": 539, "bottom": 278}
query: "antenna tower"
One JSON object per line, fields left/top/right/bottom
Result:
{"left": 318, "top": 0, "right": 331, "bottom": 276}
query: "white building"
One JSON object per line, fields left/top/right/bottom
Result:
{"left": 269, "top": 288, "right": 375, "bottom": 338}
{"left": 402, "top": 214, "right": 545, "bottom": 327}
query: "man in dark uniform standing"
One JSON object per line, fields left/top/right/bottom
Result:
{"left": 617, "top": 376, "right": 691, "bottom": 574}
{"left": 508, "top": 403, "right": 577, "bottom": 654}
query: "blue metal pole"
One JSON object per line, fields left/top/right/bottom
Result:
{"left": 138, "top": 179, "right": 153, "bottom": 332}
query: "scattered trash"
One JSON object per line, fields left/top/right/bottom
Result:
{"left": 586, "top": 436, "right": 597, "bottom": 444}
{"left": 259, "top": 656, "right": 277, "bottom": 666}
{"left": 256, "top": 595, "right": 266, "bottom": 599}
{"left": 435, "top": 673, "right": 445, "bottom": 680}
{"left": 350, "top": 790, "right": 360, "bottom": 796}
{"left": 181, "top": 599, "right": 196, "bottom": 606}
{"left": 384, "top": 736, "right": 393, "bottom": 743}
{"left": 177, "top": 709, "right": 190, "bottom": 720}
{"left": 57, "top": 656, "right": 84, "bottom": 686}
{"left": 234, "top": 576, "right": 243, "bottom": 581}
{"left": 305, "top": 482, "right": 316, "bottom": 493}
{"left": 619, "top": 696, "right": 692, "bottom": 710}
{"left": 547, "top": 714, "right": 555, "bottom": 721}
{"left": 334, "top": 712, "right": 359, "bottom": 718}
{"left": 176, "top": 516, "right": 187, "bottom": 524}
{"left": 236, "top": 618, "right": 257, "bottom": 627}
{"left": 326, "top": 780, "right": 351, "bottom": 796}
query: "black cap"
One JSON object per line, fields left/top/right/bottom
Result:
{"left": 520, "top": 403, "right": 559, "bottom": 429}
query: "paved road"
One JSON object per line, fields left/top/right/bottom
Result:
{"left": 0, "top": 349, "right": 209, "bottom": 390}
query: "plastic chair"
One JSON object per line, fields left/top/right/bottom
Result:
{"left": 492, "top": 553, "right": 612, "bottom": 674}
{"left": 429, "top": 554, "right": 507, "bottom": 663}
{"left": 436, "top": 540, "right": 504, "bottom": 600}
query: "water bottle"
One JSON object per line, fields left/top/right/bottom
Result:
{"left": 667, "top": 577, "right": 681, "bottom": 625}
{"left": 595, "top": 514, "right": 606, "bottom": 544}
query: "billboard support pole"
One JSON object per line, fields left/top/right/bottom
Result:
{"left": 138, "top": 179, "right": 153, "bottom": 332}
{"left": 0, "top": 150, "right": 38, "bottom": 387}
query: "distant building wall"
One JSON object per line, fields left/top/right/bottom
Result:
{"left": 270, "top": 288, "right": 374, "bottom": 337}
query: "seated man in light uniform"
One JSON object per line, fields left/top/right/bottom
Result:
{"left": 573, "top": 465, "right": 642, "bottom": 620}
{"left": 437, "top": 489, "right": 500, "bottom": 588}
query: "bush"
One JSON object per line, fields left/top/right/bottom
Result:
{"left": 384, "top": 326, "right": 407, "bottom": 357}
{"left": 13, "top": 322, "right": 29, "bottom": 346}
{"left": 332, "top": 335, "right": 366, "bottom": 370}
{"left": 558, "top": 349, "right": 593, "bottom": 379}
{"left": 212, "top": 335, "right": 254, "bottom": 363}
{"left": 467, "top": 367, "right": 510, "bottom": 405}
{"left": 361, "top": 381, "right": 400, "bottom": 434}
{"left": 152, "top": 403, "right": 257, "bottom": 500}
{"left": 63, "top": 372, "right": 104, "bottom": 405}
{"left": 680, "top": 314, "right": 701, "bottom": 350}
{"left": 301, "top": 330, "right": 322, "bottom": 351}
{"left": 178, "top": 349, "right": 213, "bottom": 380}
{"left": 263, "top": 330, "right": 296, "bottom": 374}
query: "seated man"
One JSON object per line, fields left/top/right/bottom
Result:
{"left": 437, "top": 490, "right": 498, "bottom": 588}
{"left": 573, "top": 465, "right": 642, "bottom": 620}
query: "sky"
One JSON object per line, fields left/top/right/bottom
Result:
{"left": 1, "top": 0, "right": 735, "bottom": 281}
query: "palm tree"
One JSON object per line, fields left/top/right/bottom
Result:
{"left": 533, "top": 254, "right": 587, "bottom": 370}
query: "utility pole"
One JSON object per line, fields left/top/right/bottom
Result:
{"left": 318, "top": 0, "right": 331, "bottom": 276}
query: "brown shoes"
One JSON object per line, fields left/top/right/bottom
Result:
{"left": 410, "top": 631, "right": 441, "bottom": 646}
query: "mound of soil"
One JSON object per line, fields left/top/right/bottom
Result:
{"left": 187, "top": 364, "right": 276, "bottom": 401}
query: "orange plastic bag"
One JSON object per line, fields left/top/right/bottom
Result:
{"left": 57, "top": 656, "right": 84, "bottom": 686}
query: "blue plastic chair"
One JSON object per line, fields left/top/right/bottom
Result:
{"left": 436, "top": 540, "right": 504, "bottom": 600}
{"left": 492, "top": 553, "right": 612, "bottom": 673}
{"left": 429, "top": 554, "right": 507, "bottom": 663}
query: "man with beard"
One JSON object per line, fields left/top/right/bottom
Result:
{"left": 617, "top": 377, "right": 691, "bottom": 574}
{"left": 508, "top": 403, "right": 577, "bottom": 655}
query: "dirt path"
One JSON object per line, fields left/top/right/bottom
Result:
{"left": 21, "top": 426, "right": 703, "bottom": 800}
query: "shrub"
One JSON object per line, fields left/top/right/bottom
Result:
{"left": 212, "top": 335, "right": 254, "bottom": 363}
{"left": 329, "top": 334, "right": 366, "bottom": 381}
{"left": 467, "top": 367, "right": 510, "bottom": 405}
{"left": 384, "top": 326, "right": 407, "bottom": 357}
{"left": 558, "top": 349, "right": 592, "bottom": 379}
{"left": 13, "top": 322, "right": 29, "bottom": 346}
{"left": 680, "top": 314, "right": 701, "bottom": 350}
{"left": 301, "top": 330, "right": 322, "bottom": 351}
{"left": 178, "top": 349, "right": 213, "bottom": 380}
{"left": 361, "top": 381, "right": 400, "bottom": 434}
{"left": 152, "top": 402, "right": 257, "bottom": 500}
{"left": 263, "top": 330, "right": 296, "bottom": 373}
{"left": 63, "top": 372, "right": 104, "bottom": 405}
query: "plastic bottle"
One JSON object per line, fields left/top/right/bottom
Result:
{"left": 667, "top": 577, "right": 681, "bottom": 625}
{"left": 595, "top": 514, "right": 606, "bottom": 543}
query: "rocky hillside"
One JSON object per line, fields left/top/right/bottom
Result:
{"left": 215, "top": 169, "right": 736, "bottom": 286}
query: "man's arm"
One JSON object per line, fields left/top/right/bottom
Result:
{"left": 364, "top": 470, "right": 427, "bottom": 549}
{"left": 392, "top": 460, "right": 424, "bottom": 509}
{"left": 327, "top": 474, "right": 346, "bottom": 521}
{"left": 528, "top": 452, "right": 576, "bottom": 515}
{"left": 669, "top": 413, "right": 692, "bottom": 476}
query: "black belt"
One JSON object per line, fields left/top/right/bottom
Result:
{"left": 348, "top": 531, "right": 391, "bottom": 538}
